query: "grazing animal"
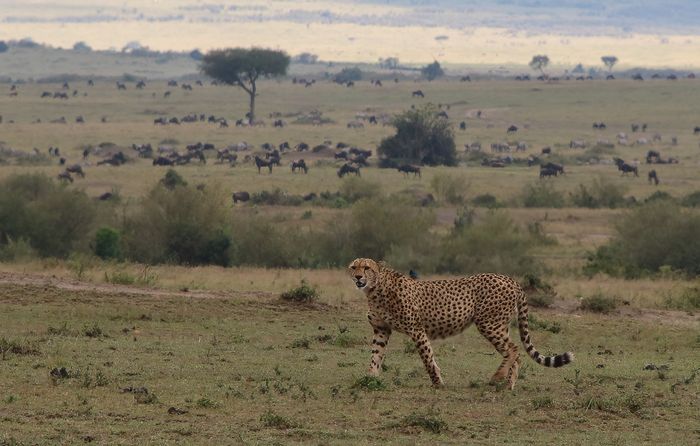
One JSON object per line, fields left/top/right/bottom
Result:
{"left": 152, "top": 156, "right": 174, "bottom": 166}
{"left": 65, "top": 164, "right": 85, "bottom": 178}
{"left": 337, "top": 163, "right": 361, "bottom": 178}
{"left": 348, "top": 258, "right": 574, "bottom": 389}
{"left": 291, "top": 159, "right": 308, "bottom": 174}
{"left": 459, "top": 121, "right": 467, "bottom": 130}
{"left": 397, "top": 164, "right": 421, "bottom": 178}
{"left": 232, "top": 191, "right": 250, "bottom": 204}
{"left": 541, "top": 162, "right": 564, "bottom": 175}
{"left": 541, "top": 147, "right": 552, "bottom": 155}
{"left": 57, "top": 171, "right": 73, "bottom": 183}
{"left": 614, "top": 158, "right": 638, "bottom": 176}
{"left": 694, "top": 126, "right": 700, "bottom": 135}
{"left": 539, "top": 167, "right": 559, "bottom": 179}
{"left": 254, "top": 156, "right": 273, "bottom": 174}
{"left": 412, "top": 90, "right": 425, "bottom": 98}
{"left": 507, "top": 125, "right": 518, "bottom": 134}
{"left": 648, "top": 170, "right": 659, "bottom": 185}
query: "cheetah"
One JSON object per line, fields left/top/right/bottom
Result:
{"left": 348, "top": 258, "right": 574, "bottom": 389}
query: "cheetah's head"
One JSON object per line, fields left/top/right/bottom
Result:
{"left": 348, "top": 258, "right": 380, "bottom": 292}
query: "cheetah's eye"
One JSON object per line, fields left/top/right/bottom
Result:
{"left": 350, "top": 266, "right": 356, "bottom": 270}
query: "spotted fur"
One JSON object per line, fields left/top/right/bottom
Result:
{"left": 348, "top": 258, "right": 574, "bottom": 389}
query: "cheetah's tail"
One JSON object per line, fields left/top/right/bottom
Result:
{"left": 517, "top": 291, "right": 574, "bottom": 368}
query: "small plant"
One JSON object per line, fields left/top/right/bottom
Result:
{"left": 0, "top": 338, "right": 39, "bottom": 360}
{"left": 3, "top": 395, "right": 17, "bottom": 404}
{"left": 94, "top": 227, "right": 121, "bottom": 260}
{"left": 471, "top": 193, "right": 502, "bottom": 208}
{"left": 664, "top": 286, "right": 700, "bottom": 312}
{"left": 281, "top": 280, "right": 318, "bottom": 303}
{"left": 260, "top": 410, "right": 296, "bottom": 429}
{"left": 290, "top": 338, "right": 310, "bottom": 349}
{"left": 580, "top": 293, "right": 619, "bottom": 314}
{"left": 83, "top": 323, "right": 105, "bottom": 338}
{"left": 521, "top": 273, "right": 556, "bottom": 308}
{"left": 352, "top": 376, "right": 386, "bottom": 391}
{"left": 402, "top": 411, "right": 448, "bottom": 434}
{"left": 47, "top": 322, "right": 74, "bottom": 336}
{"left": 531, "top": 395, "right": 553, "bottom": 409}
{"left": 196, "top": 398, "right": 219, "bottom": 409}
{"left": 528, "top": 315, "right": 561, "bottom": 334}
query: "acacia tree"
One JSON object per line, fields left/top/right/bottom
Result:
{"left": 378, "top": 105, "right": 456, "bottom": 166}
{"left": 529, "top": 55, "right": 550, "bottom": 76}
{"left": 601, "top": 55, "right": 618, "bottom": 73}
{"left": 201, "top": 48, "right": 290, "bottom": 124}
{"left": 421, "top": 60, "right": 444, "bottom": 81}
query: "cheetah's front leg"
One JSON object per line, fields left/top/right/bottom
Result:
{"left": 409, "top": 330, "right": 444, "bottom": 387}
{"left": 368, "top": 326, "right": 391, "bottom": 375}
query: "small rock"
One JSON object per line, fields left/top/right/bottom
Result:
{"left": 168, "top": 406, "right": 188, "bottom": 415}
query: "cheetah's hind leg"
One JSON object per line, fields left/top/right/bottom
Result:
{"left": 477, "top": 324, "right": 519, "bottom": 388}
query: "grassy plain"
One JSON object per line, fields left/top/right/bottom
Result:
{"left": 0, "top": 77, "right": 699, "bottom": 444}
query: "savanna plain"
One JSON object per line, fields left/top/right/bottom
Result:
{"left": 0, "top": 74, "right": 699, "bottom": 445}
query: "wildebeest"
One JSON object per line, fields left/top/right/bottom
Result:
{"left": 153, "top": 156, "right": 174, "bottom": 166}
{"left": 459, "top": 121, "right": 467, "bottom": 130}
{"left": 648, "top": 170, "right": 659, "bottom": 185}
{"left": 338, "top": 163, "right": 361, "bottom": 177}
{"left": 541, "top": 162, "right": 564, "bottom": 175}
{"left": 98, "top": 192, "right": 114, "bottom": 201}
{"left": 116, "top": 82, "right": 127, "bottom": 90}
{"left": 295, "top": 142, "right": 309, "bottom": 151}
{"left": 65, "top": 164, "right": 85, "bottom": 178}
{"left": 412, "top": 90, "right": 424, "bottom": 98}
{"left": 694, "top": 126, "right": 700, "bottom": 135}
{"left": 291, "top": 159, "right": 308, "bottom": 174}
{"left": 397, "top": 164, "right": 421, "bottom": 178}
{"left": 541, "top": 146, "right": 552, "bottom": 155}
{"left": 539, "top": 167, "right": 559, "bottom": 179}
{"left": 97, "top": 152, "right": 128, "bottom": 166}
{"left": 507, "top": 125, "right": 518, "bottom": 134}
{"left": 646, "top": 150, "right": 660, "bottom": 163}
{"left": 232, "top": 191, "right": 250, "bottom": 204}
{"left": 592, "top": 122, "right": 606, "bottom": 130}
{"left": 614, "top": 158, "right": 638, "bottom": 176}
{"left": 254, "top": 156, "right": 273, "bottom": 174}
{"left": 57, "top": 171, "right": 73, "bottom": 183}
{"left": 334, "top": 151, "right": 348, "bottom": 160}
{"left": 632, "top": 74, "right": 644, "bottom": 81}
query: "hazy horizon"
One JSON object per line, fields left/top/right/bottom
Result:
{"left": 1, "top": 0, "right": 700, "bottom": 68}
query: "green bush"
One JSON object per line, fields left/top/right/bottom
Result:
{"left": 123, "top": 184, "right": 231, "bottom": 266}
{"left": 0, "top": 237, "right": 37, "bottom": 261}
{"left": 0, "top": 174, "right": 97, "bottom": 257}
{"left": 437, "top": 211, "right": 539, "bottom": 276}
{"left": 585, "top": 201, "right": 700, "bottom": 277}
{"left": 664, "top": 287, "right": 700, "bottom": 311}
{"left": 472, "top": 193, "right": 502, "bottom": 208}
{"left": 402, "top": 412, "right": 447, "bottom": 433}
{"left": 281, "top": 280, "right": 318, "bottom": 303}
{"left": 521, "top": 182, "right": 565, "bottom": 208}
{"left": 250, "top": 188, "right": 303, "bottom": 206}
{"left": 644, "top": 190, "right": 675, "bottom": 204}
{"left": 94, "top": 227, "right": 120, "bottom": 260}
{"left": 680, "top": 191, "right": 700, "bottom": 207}
{"left": 580, "top": 293, "right": 619, "bottom": 314}
{"left": 378, "top": 105, "right": 457, "bottom": 166}
{"left": 334, "top": 67, "right": 362, "bottom": 83}
{"left": 431, "top": 173, "right": 468, "bottom": 205}
{"left": 339, "top": 177, "right": 381, "bottom": 203}
{"left": 159, "top": 169, "right": 187, "bottom": 190}
{"left": 570, "top": 178, "right": 628, "bottom": 208}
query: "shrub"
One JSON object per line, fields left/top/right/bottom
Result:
{"left": 570, "top": 178, "right": 628, "bottom": 208}
{"left": 260, "top": 410, "right": 297, "bottom": 429}
{"left": 0, "top": 237, "right": 37, "bottom": 261}
{"left": 281, "top": 280, "right": 318, "bottom": 303}
{"left": 160, "top": 169, "right": 187, "bottom": 190}
{"left": 472, "top": 193, "right": 502, "bottom": 208}
{"left": 644, "top": 190, "right": 675, "bottom": 203}
{"left": 94, "top": 227, "right": 120, "bottom": 260}
{"left": 585, "top": 201, "right": 700, "bottom": 276}
{"left": 123, "top": 184, "right": 231, "bottom": 266}
{"left": 334, "top": 67, "right": 362, "bottom": 83}
{"left": 680, "top": 191, "right": 700, "bottom": 207}
{"left": 437, "top": 211, "right": 540, "bottom": 276}
{"left": 431, "top": 174, "right": 468, "bottom": 205}
{"left": 378, "top": 105, "right": 457, "bottom": 166}
{"left": 521, "top": 273, "right": 556, "bottom": 308}
{"left": 531, "top": 395, "right": 554, "bottom": 409}
{"left": 580, "top": 293, "right": 619, "bottom": 314}
{"left": 352, "top": 376, "right": 386, "bottom": 391}
{"left": 664, "top": 287, "right": 700, "bottom": 311}
{"left": 339, "top": 177, "right": 381, "bottom": 203}
{"left": 250, "top": 189, "right": 303, "bottom": 206}
{"left": 521, "top": 182, "right": 565, "bottom": 208}
{"left": 0, "top": 174, "right": 97, "bottom": 257}
{"left": 402, "top": 412, "right": 447, "bottom": 433}
{"left": 421, "top": 60, "right": 444, "bottom": 81}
